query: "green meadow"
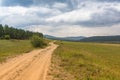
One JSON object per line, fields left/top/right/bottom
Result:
{"left": 0, "top": 40, "right": 34, "bottom": 62}
{"left": 54, "top": 41, "right": 120, "bottom": 80}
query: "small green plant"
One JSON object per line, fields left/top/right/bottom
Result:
{"left": 4, "top": 35, "right": 10, "bottom": 40}
{"left": 31, "top": 35, "right": 47, "bottom": 48}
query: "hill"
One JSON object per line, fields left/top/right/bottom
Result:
{"left": 80, "top": 35, "right": 120, "bottom": 42}
{"left": 44, "top": 35, "right": 85, "bottom": 41}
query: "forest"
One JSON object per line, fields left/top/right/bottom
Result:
{"left": 0, "top": 24, "right": 43, "bottom": 39}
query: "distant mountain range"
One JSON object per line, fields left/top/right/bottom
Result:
{"left": 44, "top": 35, "right": 120, "bottom": 42}
{"left": 80, "top": 35, "right": 120, "bottom": 42}
{"left": 44, "top": 35, "right": 85, "bottom": 41}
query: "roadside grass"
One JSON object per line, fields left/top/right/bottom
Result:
{"left": 53, "top": 41, "right": 120, "bottom": 80}
{"left": 0, "top": 40, "right": 34, "bottom": 62}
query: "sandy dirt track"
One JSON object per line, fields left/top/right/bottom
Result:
{"left": 0, "top": 42, "right": 58, "bottom": 80}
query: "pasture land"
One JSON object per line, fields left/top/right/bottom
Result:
{"left": 52, "top": 41, "right": 120, "bottom": 80}
{"left": 0, "top": 40, "right": 34, "bottom": 62}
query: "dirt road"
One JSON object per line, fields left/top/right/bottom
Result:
{"left": 0, "top": 42, "right": 58, "bottom": 80}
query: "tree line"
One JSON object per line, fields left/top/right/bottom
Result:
{"left": 0, "top": 24, "right": 43, "bottom": 39}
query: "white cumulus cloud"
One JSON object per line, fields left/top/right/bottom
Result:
{"left": 26, "top": 24, "right": 120, "bottom": 37}
{"left": 46, "top": 9, "right": 93, "bottom": 23}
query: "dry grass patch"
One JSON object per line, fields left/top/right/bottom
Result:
{"left": 47, "top": 54, "right": 75, "bottom": 80}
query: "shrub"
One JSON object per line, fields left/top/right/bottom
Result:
{"left": 31, "top": 35, "right": 47, "bottom": 48}
{"left": 4, "top": 35, "right": 10, "bottom": 40}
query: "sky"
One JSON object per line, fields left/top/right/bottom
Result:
{"left": 0, "top": 0, "right": 120, "bottom": 37}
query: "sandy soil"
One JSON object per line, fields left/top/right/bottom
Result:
{"left": 0, "top": 42, "right": 58, "bottom": 80}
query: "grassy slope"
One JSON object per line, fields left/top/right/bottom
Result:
{"left": 0, "top": 40, "right": 34, "bottom": 62}
{"left": 54, "top": 41, "right": 120, "bottom": 80}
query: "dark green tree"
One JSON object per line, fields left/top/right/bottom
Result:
{"left": 0, "top": 24, "right": 4, "bottom": 38}
{"left": 0, "top": 24, "right": 43, "bottom": 40}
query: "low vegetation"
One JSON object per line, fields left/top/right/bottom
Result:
{"left": 0, "top": 40, "right": 34, "bottom": 62}
{"left": 31, "top": 35, "right": 47, "bottom": 48}
{"left": 52, "top": 41, "right": 120, "bottom": 80}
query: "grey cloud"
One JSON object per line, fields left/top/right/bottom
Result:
{"left": 1, "top": 12, "right": 47, "bottom": 27}
{"left": 2, "top": 0, "right": 33, "bottom": 7}
{"left": 1, "top": 0, "right": 67, "bottom": 7}
{"left": 1, "top": 0, "right": 93, "bottom": 9}
{"left": 46, "top": 8, "right": 120, "bottom": 27}
{"left": 1, "top": 0, "right": 120, "bottom": 28}
{"left": 1, "top": 0, "right": 120, "bottom": 8}
{"left": 80, "top": 8, "right": 120, "bottom": 27}
{"left": 96, "top": 0, "right": 120, "bottom": 2}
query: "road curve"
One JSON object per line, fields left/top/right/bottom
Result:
{"left": 0, "top": 42, "right": 58, "bottom": 80}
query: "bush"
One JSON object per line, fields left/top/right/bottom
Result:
{"left": 4, "top": 35, "right": 10, "bottom": 40}
{"left": 31, "top": 35, "right": 47, "bottom": 48}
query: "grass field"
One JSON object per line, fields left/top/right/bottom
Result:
{"left": 0, "top": 40, "right": 34, "bottom": 62}
{"left": 53, "top": 41, "right": 120, "bottom": 80}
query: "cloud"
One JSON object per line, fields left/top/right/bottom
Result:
{"left": 0, "top": 1, "right": 2, "bottom": 6}
{"left": 26, "top": 24, "right": 120, "bottom": 37}
{"left": 46, "top": 9, "right": 93, "bottom": 24}
{"left": 96, "top": 0, "right": 120, "bottom": 2}
{"left": 0, "top": 6, "right": 62, "bottom": 27}
{"left": 52, "top": 2, "right": 68, "bottom": 9}
{"left": 81, "top": 8, "right": 120, "bottom": 27}
{"left": 2, "top": 0, "right": 33, "bottom": 7}
{"left": 0, "top": 0, "right": 120, "bottom": 36}
{"left": 46, "top": 2, "right": 120, "bottom": 27}
{"left": 1, "top": 0, "right": 69, "bottom": 7}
